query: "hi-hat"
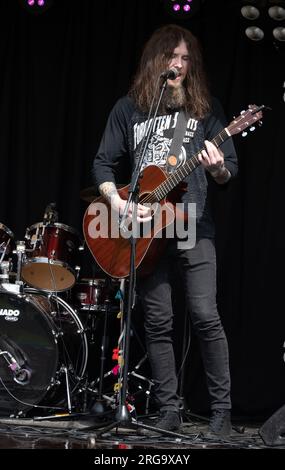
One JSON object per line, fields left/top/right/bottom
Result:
{"left": 80, "top": 186, "right": 98, "bottom": 202}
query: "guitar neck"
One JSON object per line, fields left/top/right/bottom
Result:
{"left": 151, "top": 127, "right": 230, "bottom": 202}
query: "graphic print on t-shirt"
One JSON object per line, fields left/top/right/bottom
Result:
{"left": 133, "top": 112, "right": 198, "bottom": 171}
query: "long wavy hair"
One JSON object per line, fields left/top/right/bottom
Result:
{"left": 128, "top": 24, "right": 211, "bottom": 119}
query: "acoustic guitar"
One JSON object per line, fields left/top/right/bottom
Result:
{"left": 83, "top": 105, "right": 264, "bottom": 278}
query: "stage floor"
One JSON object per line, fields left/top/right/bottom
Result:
{"left": 0, "top": 413, "right": 281, "bottom": 450}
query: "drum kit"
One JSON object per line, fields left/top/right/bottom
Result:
{"left": 0, "top": 205, "right": 122, "bottom": 420}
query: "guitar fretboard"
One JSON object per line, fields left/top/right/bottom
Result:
{"left": 141, "top": 127, "right": 229, "bottom": 204}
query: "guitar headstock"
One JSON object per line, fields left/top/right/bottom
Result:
{"left": 227, "top": 104, "right": 264, "bottom": 137}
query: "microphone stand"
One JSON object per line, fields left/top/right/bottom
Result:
{"left": 88, "top": 75, "right": 189, "bottom": 439}
{"left": 115, "top": 75, "right": 169, "bottom": 423}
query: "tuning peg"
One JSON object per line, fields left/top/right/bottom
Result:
{"left": 242, "top": 131, "right": 248, "bottom": 137}
{"left": 249, "top": 126, "right": 255, "bottom": 131}
{"left": 258, "top": 121, "right": 263, "bottom": 126}
{"left": 240, "top": 110, "right": 246, "bottom": 114}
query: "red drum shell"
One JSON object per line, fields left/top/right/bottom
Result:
{"left": 22, "top": 222, "right": 82, "bottom": 292}
{"left": 73, "top": 278, "right": 120, "bottom": 311}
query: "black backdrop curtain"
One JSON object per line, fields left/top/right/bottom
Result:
{"left": 0, "top": 0, "right": 285, "bottom": 419}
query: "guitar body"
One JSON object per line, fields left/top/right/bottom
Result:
{"left": 83, "top": 165, "right": 178, "bottom": 278}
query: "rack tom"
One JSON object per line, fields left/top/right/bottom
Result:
{"left": 22, "top": 222, "right": 82, "bottom": 292}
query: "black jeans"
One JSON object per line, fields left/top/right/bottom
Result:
{"left": 138, "top": 238, "right": 231, "bottom": 413}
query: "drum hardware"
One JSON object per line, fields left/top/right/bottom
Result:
{"left": 87, "top": 386, "right": 117, "bottom": 406}
{"left": 86, "top": 280, "right": 139, "bottom": 417}
{"left": 0, "top": 281, "right": 22, "bottom": 295}
{"left": 89, "top": 298, "right": 111, "bottom": 417}
{"left": 75, "top": 265, "right": 81, "bottom": 280}
{"left": 0, "top": 260, "right": 12, "bottom": 283}
{"left": 0, "top": 223, "right": 15, "bottom": 264}
{"left": 89, "top": 314, "right": 100, "bottom": 345}
{"left": 0, "top": 349, "right": 31, "bottom": 386}
{"left": 13, "top": 240, "right": 26, "bottom": 285}
{"left": 127, "top": 354, "right": 154, "bottom": 416}
{"left": 43, "top": 202, "right": 58, "bottom": 226}
{"left": 54, "top": 330, "right": 64, "bottom": 339}
{"left": 0, "top": 247, "right": 8, "bottom": 265}
{"left": 62, "top": 366, "right": 72, "bottom": 414}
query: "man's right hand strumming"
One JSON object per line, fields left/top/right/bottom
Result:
{"left": 99, "top": 182, "right": 152, "bottom": 222}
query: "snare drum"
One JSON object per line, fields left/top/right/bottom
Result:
{"left": 73, "top": 278, "right": 106, "bottom": 311}
{"left": 73, "top": 278, "right": 120, "bottom": 311}
{"left": 22, "top": 222, "right": 82, "bottom": 292}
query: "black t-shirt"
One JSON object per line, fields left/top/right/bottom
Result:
{"left": 92, "top": 96, "right": 238, "bottom": 238}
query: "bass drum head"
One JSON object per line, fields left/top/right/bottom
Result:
{"left": 0, "top": 289, "right": 87, "bottom": 417}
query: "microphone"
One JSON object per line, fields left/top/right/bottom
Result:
{"left": 160, "top": 67, "right": 179, "bottom": 80}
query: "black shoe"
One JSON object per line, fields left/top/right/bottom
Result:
{"left": 204, "top": 409, "right": 231, "bottom": 439}
{"left": 137, "top": 410, "right": 181, "bottom": 436}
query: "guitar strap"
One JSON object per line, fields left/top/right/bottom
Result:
{"left": 165, "top": 109, "right": 188, "bottom": 174}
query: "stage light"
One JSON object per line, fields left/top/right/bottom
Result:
{"left": 163, "top": 0, "right": 203, "bottom": 20}
{"left": 241, "top": 6, "right": 261, "bottom": 20}
{"left": 240, "top": 2, "right": 265, "bottom": 42}
{"left": 18, "top": 0, "right": 54, "bottom": 14}
{"left": 273, "top": 25, "right": 285, "bottom": 39}
{"left": 268, "top": 1, "right": 285, "bottom": 45}
{"left": 268, "top": 5, "right": 285, "bottom": 20}
{"left": 245, "top": 25, "right": 265, "bottom": 40}
{"left": 241, "top": 1, "right": 285, "bottom": 47}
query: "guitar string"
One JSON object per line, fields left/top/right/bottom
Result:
{"left": 139, "top": 108, "right": 260, "bottom": 206}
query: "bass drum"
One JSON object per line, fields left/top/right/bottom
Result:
{"left": 0, "top": 288, "right": 88, "bottom": 417}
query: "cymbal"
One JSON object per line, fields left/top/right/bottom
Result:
{"left": 80, "top": 186, "right": 98, "bottom": 202}
{"left": 80, "top": 184, "right": 126, "bottom": 202}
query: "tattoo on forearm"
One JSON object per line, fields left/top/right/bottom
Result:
{"left": 99, "top": 182, "right": 118, "bottom": 203}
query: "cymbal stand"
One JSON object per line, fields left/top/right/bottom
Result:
{"left": 0, "top": 243, "right": 8, "bottom": 265}
{"left": 0, "top": 236, "right": 14, "bottom": 285}
{"left": 0, "top": 241, "right": 26, "bottom": 294}
{"left": 15, "top": 240, "right": 26, "bottom": 286}
{"left": 62, "top": 366, "right": 72, "bottom": 414}
{"left": 0, "top": 260, "right": 11, "bottom": 284}
{"left": 128, "top": 353, "right": 154, "bottom": 415}
{"left": 90, "top": 298, "right": 110, "bottom": 416}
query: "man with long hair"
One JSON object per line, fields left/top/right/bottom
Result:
{"left": 92, "top": 24, "right": 238, "bottom": 437}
